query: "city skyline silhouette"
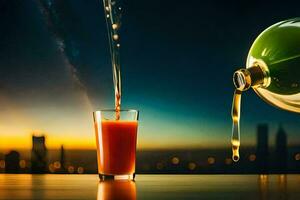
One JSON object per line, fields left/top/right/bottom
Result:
{"left": 0, "top": 124, "right": 299, "bottom": 174}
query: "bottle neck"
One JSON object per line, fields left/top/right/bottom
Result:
{"left": 233, "top": 62, "right": 270, "bottom": 91}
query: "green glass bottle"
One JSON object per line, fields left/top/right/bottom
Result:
{"left": 233, "top": 18, "right": 300, "bottom": 113}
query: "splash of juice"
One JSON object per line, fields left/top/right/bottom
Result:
{"left": 231, "top": 89, "right": 242, "bottom": 162}
{"left": 103, "top": 0, "right": 122, "bottom": 119}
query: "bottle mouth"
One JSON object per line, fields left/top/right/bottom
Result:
{"left": 233, "top": 62, "right": 270, "bottom": 91}
{"left": 233, "top": 69, "right": 251, "bottom": 91}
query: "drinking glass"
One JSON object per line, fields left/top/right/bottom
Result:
{"left": 93, "top": 110, "right": 139, "bottom": 180}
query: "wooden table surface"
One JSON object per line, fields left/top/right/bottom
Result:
{"left": 0, "top": 174, "right": 300, "bottom": 200}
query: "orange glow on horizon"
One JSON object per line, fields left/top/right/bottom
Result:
{"left": 0, "top": 133, "right": 96, "bottom": 150}
{"left": 0, "top": 132, "right": 238, "bottom": 150}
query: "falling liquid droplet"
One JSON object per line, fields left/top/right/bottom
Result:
{"left": 106, "top": 14, "right": 110, "bottom": 18}
{"left": 117, "top": 44, "right": 120, "bottom": 47}
{"left": 118, "top": 7, "right": 122, "bottom": 10}
{"left": 231, "top": 139, "right": 240, "bottom": 162}
{"left": 112, "top": 24, "right": 118, "bottom": 30}
{"left": 232, "top": 155, "right": 239, "bottom": 162}
{"left": 105, "top": 6, "right": 110, "bottom": 11}
{"left": 113, "top": 34, "right": 119, "bottom": 40}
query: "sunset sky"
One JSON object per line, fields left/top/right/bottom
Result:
{"left": 0, "top": 0, "right": 300, "bottom": 150}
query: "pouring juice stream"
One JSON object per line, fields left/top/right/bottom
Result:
{"left": 231, "top": 90, "right": 242, "bottom": 162}
{"left": 103, "top": 0, "right": 122, "bottom": 119}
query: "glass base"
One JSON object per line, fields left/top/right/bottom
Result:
{"left": 99, "top": 173, "right": 135, "bottom": 181}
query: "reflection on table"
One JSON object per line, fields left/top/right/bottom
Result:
{"left": 258, "top": 174, "right": 288, "bottom": 200}
{"left": 0, "top": 174, "right": 299, "bottom": 200}
{"left": 97, "top": 180, "right": 136, "bottom": 200}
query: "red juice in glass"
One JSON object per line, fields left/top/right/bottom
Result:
{"left": 93, "top": 110, "right": 139, "bottom": 180}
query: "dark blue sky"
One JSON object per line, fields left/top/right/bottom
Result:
{"left": 0, "top": 0, "right": 300, "bottom": 149}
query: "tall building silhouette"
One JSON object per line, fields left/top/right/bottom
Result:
{"left": 60, "top": 145, "right": 66, "bottom": 172}
{"left": 5, "top": 151, "right": 20, "bottom": 173}
{"left": 275, "top": 125, "right": 288, "bottom": 173}
{"left": 31, "top": 135, "right": 47, "bottom": 173}
{"left": 256, "top": 124, "right": 269, "bottom": 173}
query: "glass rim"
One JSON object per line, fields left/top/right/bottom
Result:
{"left": 93, "top": 109, "right": 139, "bottom": 113}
